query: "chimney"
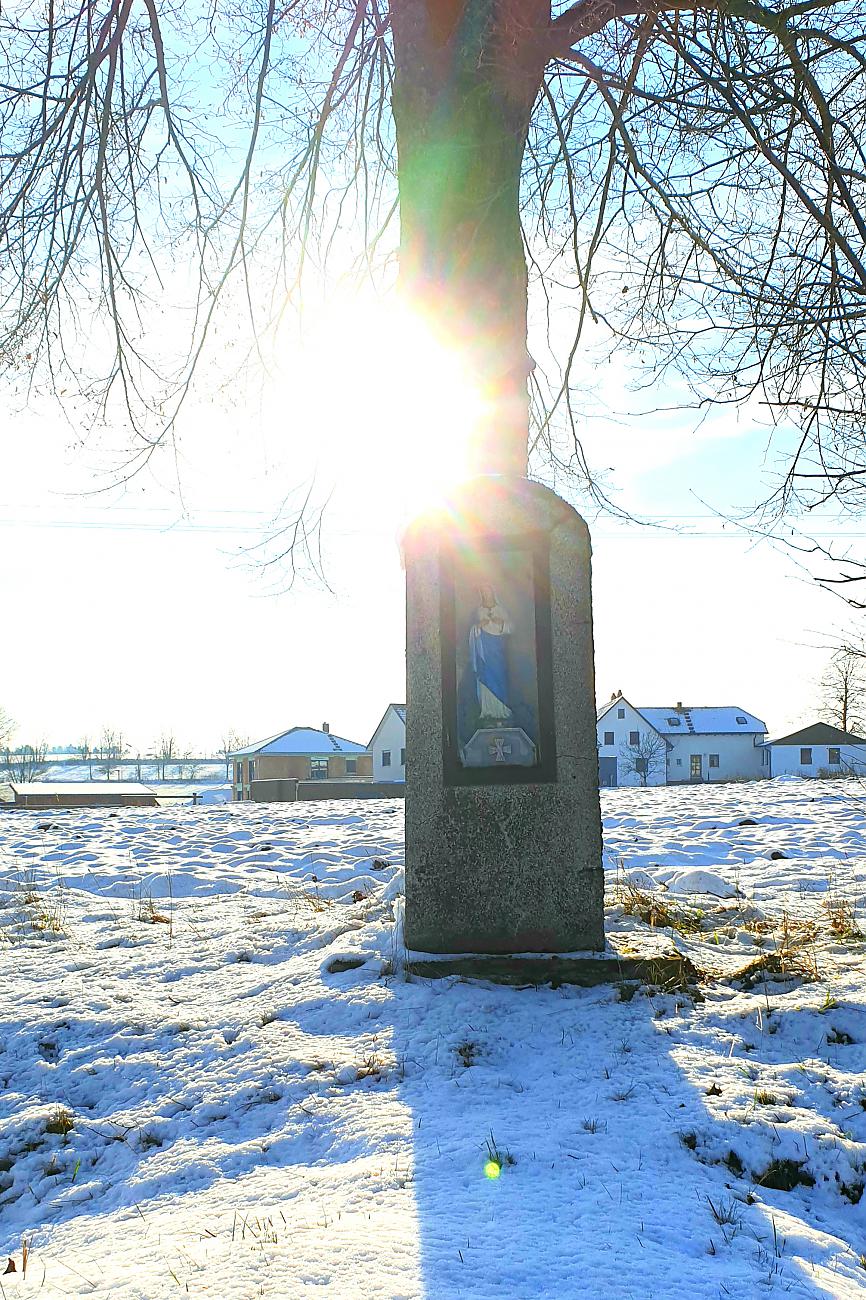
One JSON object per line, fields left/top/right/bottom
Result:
{"left": 322, "top": 722, "right": 329, "bottom": 734}
{"left": 676, "top": 701, "right": 683, "bottom": 711}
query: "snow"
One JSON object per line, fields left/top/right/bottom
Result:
{"left": 8, "top": 782, "right": 156, "bottom": 795}
{"left": 232, "top": 728, "right": 367, "bottom": 756}
{"left": 664, "top": 869, "right": 739, "bottom": 897}
{"left": 636, "top": 707, "right": 766, "bottom": 735}
{"left": 1, "top": 778, "right": 865, "bottom": 1297}
{"left": 38, "top": 763, "right": 228, "bottom": 784}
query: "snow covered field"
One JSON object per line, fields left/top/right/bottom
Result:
{"left": 1, "top": 779, "right": 865, "bottom": 1298}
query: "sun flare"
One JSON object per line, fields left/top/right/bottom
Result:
{"left": 279, "top": 295, "right": 486, "bottom": 521}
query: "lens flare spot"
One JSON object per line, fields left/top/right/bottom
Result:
{"left": 483, "top": 1159, "right": 502, "bottom": 1180}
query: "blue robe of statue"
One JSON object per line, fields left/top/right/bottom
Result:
{"left": 469, "top": 598, "right": 512, "bottom": 721}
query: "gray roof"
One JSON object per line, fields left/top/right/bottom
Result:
{"left": 229, "top": 727, "right": 366, "bottom": 758}
{"left": 767, "top": 722, "right": 866, "bottom": 747}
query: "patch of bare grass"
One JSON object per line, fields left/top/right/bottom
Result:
{"left": 734, "top": 911, "right": 820, "bottom": 986}
{"left": 12, "top": 868, "right": 69, "bottom": 935}
{"left": 45, "top": 1106, "right": 74, "bottom": 1137}
{"left": 614, "top": 880, "right": 705, "bottom": 936}
{"left": 824, "top": 895, "right": 864, "bottom": 942}
{"left": 356, "top": 1050, "right": 387, "bottom": 1081}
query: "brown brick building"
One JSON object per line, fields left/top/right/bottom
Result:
{"left": 229, "top": 724, "right": 372, "bottom": 801}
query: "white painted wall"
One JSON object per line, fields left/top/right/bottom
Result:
{"left": 597, "top": 700, "right": 769, "bottom": 785}
{"left": 665, "top": 732, "right": 767, "bottom": 783}
{"left": 370, "top": 708, "right": 406, "bottom": 782}
{"left": 769, "top": 742, "right": 866, "bottom": 778}
{"left": 596, "top": 700, "right": 666, "bottom": 787}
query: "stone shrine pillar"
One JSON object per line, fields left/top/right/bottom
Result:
{"left": 404, "top": 476, "right": 604, "bottom": 954}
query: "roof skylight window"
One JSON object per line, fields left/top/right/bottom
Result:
{"left": 735, "top": 716, "right": 747, "bottom": 724}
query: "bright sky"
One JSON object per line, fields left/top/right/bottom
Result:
{"left": 1, "top": 293, "right": 856, "bottom": 756}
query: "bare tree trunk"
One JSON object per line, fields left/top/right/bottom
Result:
{"left": 821, "top": 649, "right": 864, "bottom": 734}
{"left": 391, "top": 0, "right": 548, "bottom": 477}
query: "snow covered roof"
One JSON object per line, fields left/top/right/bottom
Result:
{"left": 637, "top": 707, "right": 766, "bottom": 736}
{"left": 598, "top": 698, "right": 766, "bottom": 735}
{"left": 230, "top": 727, "right": 366, "bottom": 758}
{"left": 767, "top": 722, "right": 866, "bottom": 747}
{"left": 10, "top": 782, "right": 156, "bottom": 794}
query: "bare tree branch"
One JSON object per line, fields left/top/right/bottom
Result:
{"left": 0, "top": 0, "right": 864, "bottom": 568}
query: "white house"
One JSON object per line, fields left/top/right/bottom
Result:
{"left": 368, "top": 704, "right": 406, "bottom": 782}
{"left": 596, "top": 695, "right": 768, "bottom": 787}
{"left": 763, "top": 723, "right": 866, "bottom": 778}
{"left": 596, "top": 697, "right": 667, "bottom": 787}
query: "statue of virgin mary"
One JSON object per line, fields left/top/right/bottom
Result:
{"left": 469, "top": 585, "right": 513, "bottom": 722}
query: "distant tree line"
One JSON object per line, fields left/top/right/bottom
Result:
{"left": 0, "top": 706, "right": 48, "bottom": 782}
{"left": 0, "top": 711, "right": 249, "bottom": 782}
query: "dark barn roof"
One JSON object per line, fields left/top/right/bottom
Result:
{"left": 767, "top": 722, "right": 866, "bottom": 747}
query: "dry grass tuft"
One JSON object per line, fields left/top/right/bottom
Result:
{"left": 303, "top": 887, "right": 333, "bottom": 914}
{"left": 15, "top": 869, "right": 68, "bottom": 934}
{"left": 614, "top": 880, "right": 705, "bottom": 935}
{"left": 824, "top": 895, "right": 864, "bottom": 942}
{"left": 455, "top": 1040, "right": 480, "bottom": 1068}
{"left": 45, "top": 1106, "right": 74, "bottom": 1137}
{"left": 734, "top": 911, "right": 820, "bottom": 986}
{"left": 137, "top": 897, "right": 170, "bottom": 925}
{"left": 356, "top": 1051, "right": 387, "bottom": 1081}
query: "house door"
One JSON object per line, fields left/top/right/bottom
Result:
{"left": 690, "top": 754, "right": 702, "bottom": 782}
{"left": 599, "top": 757, "right": 617, "bottom": 788}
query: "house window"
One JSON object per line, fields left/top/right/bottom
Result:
{"left": 762, "top": 749, "right": 770, "bottom": 766}
{"left": 604, "top": 731, "right": 614, "bottom": 746}
{"left": 735, "top": 716, "right": 747, "bottom": 725}
{"left": 629, "top": 731, "right": 639, "bottom": 746}
{"left": 828, "top": 747, "right": 841, "bottom": 765}
{"left": 617, "top": 708, "right": 625, "bottom": 719}
{"left": 635, "top": 758, "right": 647, "bottom": 774}
{"left": 400, "top": 747, "right": 406, "bottom": 766}
{"left": 382, "top": 750, "right": 391, "bottom": 767}
{"left": 676, "top": 758, "right": 682, "bottom": 766}
{"left": 800, "top": 747, "right": 812, "bottom": 765}
{"left": 345, "top": 758, "right": 357, "bottom": 775}
{"left": 310, "top": 758, "right": 329, "bottom": 779}
{"left": 248, "top": 759, "right": 256, "bottom": 781}
{"left": 234, "top": 761, "right": 242, "bottom": 784}
{"left": 667, "top": 717, "right": 681, "bottom": 726}
{"left": 709, "top": 754, "right": 719, "bottom": 768}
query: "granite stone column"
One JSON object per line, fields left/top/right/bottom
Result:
{"left": 404, "top": 476, "right": 604, "bottom": 954}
